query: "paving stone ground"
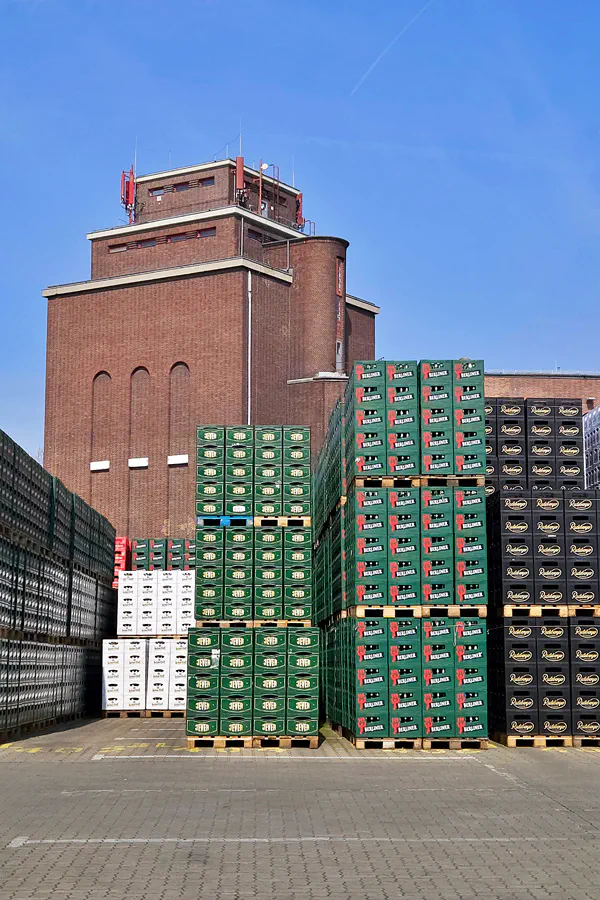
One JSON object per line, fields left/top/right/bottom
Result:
{"left": 0, "top": 718, "right": 600, "bottom": 899}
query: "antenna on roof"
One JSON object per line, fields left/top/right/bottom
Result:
{"left": 239, "top": 119, "right": 242, "bottom": 155}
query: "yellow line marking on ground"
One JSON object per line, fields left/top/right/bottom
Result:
{"left": 54, "top": 748, "right": 83, "bottom": 754}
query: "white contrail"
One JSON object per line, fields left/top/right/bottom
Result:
{"left": 351, "top": 0, "right": 436, "bottom": 96}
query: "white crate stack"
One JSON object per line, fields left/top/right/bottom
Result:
{"left": 102, "top": 638, "right": 188, "bottom": 711}
{"left": 117, "top": 570, "right": 195, "bottom": 636}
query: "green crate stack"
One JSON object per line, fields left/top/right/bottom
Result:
{"left": 286, "top": 627, "right": 320, "bottom": 736}
{"left": 255, "top": 427, "right": 283, "bottom": 517}
{"left": 225, "top": 526, "right": 254, "bottom": 620}
{"left": 419, "top": 360, "right": 454, "bottom": 475}
{"left": 422, "top": 613, "right": 488, "bottom": 739}
{"left": 196, "top": 426, "right": 225, "bottom": 518}
{"left": 226, "top": 426, "right": 254, "bottom": 517}
{"left": 253, "top": 627, "right": 287, "bottom": 736}
{"left": 385, "top": 361, "right": 420, "bottom": 477}
{"left": 344, "top": 362, "right": 387, "bottom": 479}
{"left": 453, "top": 360, "right": 486, "bottom": 476}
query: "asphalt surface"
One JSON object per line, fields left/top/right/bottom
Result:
{"left": 0, "top": 718, "right": 599, "bottom": 899}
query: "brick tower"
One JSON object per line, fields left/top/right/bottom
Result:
{"left": 43, "top": 157, "right": 378, "bottom": 536}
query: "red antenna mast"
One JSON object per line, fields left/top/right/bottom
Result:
{"left": 120, "top": 165, "right": 136, "bottom": 224}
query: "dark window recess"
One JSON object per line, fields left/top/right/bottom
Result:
{"left": 109, "top": 244, "right": 128, "bottom": 253}
{"left": 200, "top": 176, "right": 215, "bottom": 187}
{"left": 199, "top": 227, "right": 216, "bottom": 238}
{"left": 248, "top": 229, "right": 263, "bottom": 242}
{"left": 173, "top": 182, "right": 190, "bottom": 192}
{"left": 168, "top": 233, "right": 190, "bottom": 243}
{"left": 149, "top": 187, "right": 164, "bottom": 196}
{"left": 138, "top": 238, "right": 157, "bottom": 248}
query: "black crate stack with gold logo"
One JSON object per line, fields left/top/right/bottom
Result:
{"left": 487, "top": 395, "right": 600, "bottom": 744}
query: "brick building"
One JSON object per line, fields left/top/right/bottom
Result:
{"left": 485, "top": 371, "right": 600, "bottom": 410}
{"left": 43, "top": 158, "right": 378, "bottom": 537}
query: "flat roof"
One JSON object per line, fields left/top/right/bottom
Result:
{"left": 487, "top": 370, "right": 600, "bottom": 378}
{"left": 345, "top": 294, "right": 380, "bottom": 314}
{"left": 135, "top": 158, "right": 298, "bottom": 195}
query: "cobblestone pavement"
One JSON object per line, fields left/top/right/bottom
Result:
{"left": 0, "top": 719, "right": 600, "bottom": 899}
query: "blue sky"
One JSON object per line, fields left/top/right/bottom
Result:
{"left": 2, "top": 0, "right": 600, "bottom": 455}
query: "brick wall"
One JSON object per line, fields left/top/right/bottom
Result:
{"left": 485, "top": 374, "right": 600, "bottom": 410}
{"left": 135, "top": 166, "right": 232, "bottom": 224}
{"left": 345, "top": 305, "right": 376, "bottom": 370}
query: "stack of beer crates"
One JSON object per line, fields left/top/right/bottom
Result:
{"left": 487, "top": 485, "right": 600, "bottom": 746}
{"left": 315, "top": 360, "right": 489, "bottom": 747}
{"left": 0, "top": 428, "right": 116, "bottom": 739}
{"left": 130, "top": 538, "right": 195, "bottom": 570}
{"left": 187, "top": 425, "right": 319, "bottom": 746}
{"left": 485, "top": 398, "right": 584, "bottom": 497}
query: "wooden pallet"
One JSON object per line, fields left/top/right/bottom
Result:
{"left": 573, "top": 735, "right": 600, "bottom": 747}
{"left": 143, "top": 710, "right": 186, "bottom": 719}
{"left": 569, "top": 606, "right": 600, "bottom": 617}
{"left": 253, "top": 516, "right": 312, "bottom": 528}
{"left": 422, "top": 737, "right": 490, "bottom": 750}
{"left": 492, "top": 733, "right": 573, "bottom": 748}
{"left": 502, "top": 605, "right": 569, "bottom": 618}
{"left": 345, "top": 606, "right": 424, "bottom": 619}
{"left": 350, "top": 476, "right": 420, "bottom": 489}
{"left": 116, "top": 634, "right": 186, "bottom": 640}
{"left": 102, "top": 710, "right": 185, "bottom": 719}
{"left": 332, "top": 723, "right": 421, "bottom": 750}
{"left": 419, "top": 475, "right": 485, "bottom": 487}
{"left": 421, "top": 606, "right": 487, "bottom": 618}
{"left": 194, "top": 620, "right": 312, "bottom": 628}
{"left": 186, "top": 735, "right": 320, "bottom": 750}
{"left": 0, "top": 712, "right": 85, "bottom": 742}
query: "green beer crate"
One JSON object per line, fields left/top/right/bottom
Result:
{"left": 348, "top": 486, "right": 387, "bottom": 520}
{"left": 456, "top": 711, "right": 488, "bottom": 738}
{"left": 423, "top": 688, "right": 455, "bottom": 715}
{"left": 284, "top": 526, "right": 312, "bottom": 547}
{"left": 456, "top": 451, "right": 486, "bottom": 476}
{"left": 420, "top": 359, "right": 453, "bottom": 392}
{"left": 349, "top": 713, "right": 389, "bottom": 738}
{"left": 188, "top": 651, "right": 219, "bottom": 672}
{"left": 188, "top": 673, "right": 219, "bottom": 694}
{"left": 347, "top": 428, "right": 387, "bottom": 458}
{"left": 221, "top": 630, "right": 254, "bottom": 651}
{"left": 455, "top": 617, "right": 486, "bottom": 644}
{"left": 452, "top": 359, "right": 484, "bottom": 389}
{"left": 285, "top": 602, "right": 313, "bottom": 620}
{"left": 195, "top": 539, "right": 224, "bottom": 566}
{"left": 456, "top": 665, "right": 487, "bottom": 689}
{"left": 284, "top": 566, "right": 311, "bottom": 585}
{"left": 390, "top": 559, "right": 419, "bottom": 586}
{"left": 283, "top": 444, "right": 311, "bottom": 464}
{"left": 225, "top": 481, "right": 253, "bottom": 502}
{"left": 284, "top": 584, "right": 312, "bottom": 604}
{"left": 225, "top": 546, "right": 253, "bottom": 565}
{"left": 220, "top": 652, "right": 253, "bottom": 674}
{"left": 255, "top": 464, "right": 282, "bottom": 482}
{"left": 197, "top": 463, "right": 224, "bottom": 481}
{"left": 255, "top": 566, "right": 283, "bottom": 586}
{"left": 423, "top": 712, "right": 455, "bottom": 738}
{"left": 455, "top": 640, "right": 486, "bottom": 668}
{"left": 224, "top": 602, "right": 253, "bottom": 620}
{"left": 253, "top": 716, "right": 286, "bottom": 737}
{"left": 226, "top": 426, "right": 254, "bottom": 444}
{"left": 255, "top": 628, "right": 287, "bottom": 650}
{"left": 456, "top": 581, "right": 488, "bottom": 605}
{"left": 256, "top": 545, "right": 283, "bottom": 565}
{"left": 455, "top": 533, "right": 487, "bottom": 568}
{"left": 422, "top": 618, "right": 454, "bottom": 645}
{"left": 255, "top": 500, "right": 283, "bottom": 516}
{"left": 283, "top": 427, "right": 310, "bottom": 445}
{"left": 388, "top": 488, "right": 420, "bottom": 514}
{"left": 188, "top": 695, "right": 219, "bottom": 715}
{"left": 286, "top": 695, "right": 319, "bottom": 716}
{"left": 355, "top": 641, "right": 387, "bottom": 668}
{"left": 224, "top": 565, "right": 253, "bottom": 584}
{"left": 422, "top": 452, "right": 454, "bottom": 475}
{"left": 255, "top": 584, "right": 283, "bottom": 604}
{"left": 283, "top": 500, "right": 312, "bottom": 516}
{"left": 220, "top": 696, "right": 253, "bottom": 715}
{"left": 186, "top": 717, "right": 219, "bottom": 737}
{"left": 283, "top": 464, "right": 311, "bottom": 481}
{"left": 288, "top": 652, "right": 319, "bottom": 674}
{"left": 225, "top": 584, "right": 253, "bottom": 603}
{"left": 351, "top": 532, "right": 387, "bottom": 562}
{"left": 189, "top": 630, "right": 220, "bottom": 651}
{"left": 254, "top": 696, "right": 286, "bottom": 715}
{"left": 390, "top": 688, "right": 421, "bottom": 714}
{"left": 195, "top": 599, "right": 223, "bottom": 620}
{"left": 283, "top": 481, "right": 311, "bottom": 501}
{"left": 196, "top": 444, "right": 225, "bottom": 465}
{"left": 388, "top": 451, "right": 420, "bottom": 477}
{"left": 354, "top": 686, "right": 388, "bottom": 714}
{"left": 255, "top": 601, "right": 283, "bottom": 620}
{"left": 346, "top": 406, "right": 386, "bottom": 431}
{"left": 388, "top": 618, "right": 421, "bottom": 646}
{"left": 389, "top": 642, "right": 420, "bottom": 668}
{"left": 197, "top": 426, "right": 225, "bottom": 445}
{"left": 422, "top": 640, "right": 454, "bottom": 668}
{"left": 286, "top": 717, "right": 319, "bottom": 737}
{"left": 389, "top": 583, "right": 420, "bottom": 605}
{"left": 386, "top": 360, "right": 418, "bottom": 385}
{"left": 422, "top": 664, "right": 455, "bottom": 690}
{"left": 456, "top": 558, "right": 488, "bottom": 582}
{"left": 225, "top": 526, "right": 254, "bottom": 547}
{"left": 256, "top": 527, "right": 283, "bottom": 548}
{"left": 387, "top": 402, "right": 419, "bottom": 432}
{"left": 422, "top": 558, "right": 453, "bottom": 583}
{"left": 220, "top": 716, "right": 252, "bottom": 736}
{"left": 226, "top": 463, "right": 253, "bottom": 481}
{"left": 456, "top": 687, "right": 487, "bottom": 714}
{"left": 353, "top": 582, "right": 386, "bottom": 606}
{"left": 225, "top": 445, "right": 254, "bottom": 465}
{"left": 287, "top": 673, "right": 319, "bottom": 694}
{"left": 221, "top": 674, "right": 253, "bottom": 694}
{"left": 390, "top": 667, "right": 421, "bottom": 690}
{"left": 255, "top": 427, "right": 283, "bottom": 446}
{"left": 255, "top": 444, "right": 283, "bottom": 464}
{"left": 255, "top": 674, "right": 287, "bottom": 694}
{"left": 356, "top": 618, "right": 388, "bottom": 644}
{"left": 287, "top": 628, "right": 319, "bottom": 650}
{"left": 255, "top": 482, "right": 283, "bottom": 503}
{"left": 254, "top": 651, "right": 287, "bottom": 672}
{"left": 421, "top": 534, "right": 453, "bottom": 562}
{"left": 390, "top": 713, "right": 422, "bottom": 738}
